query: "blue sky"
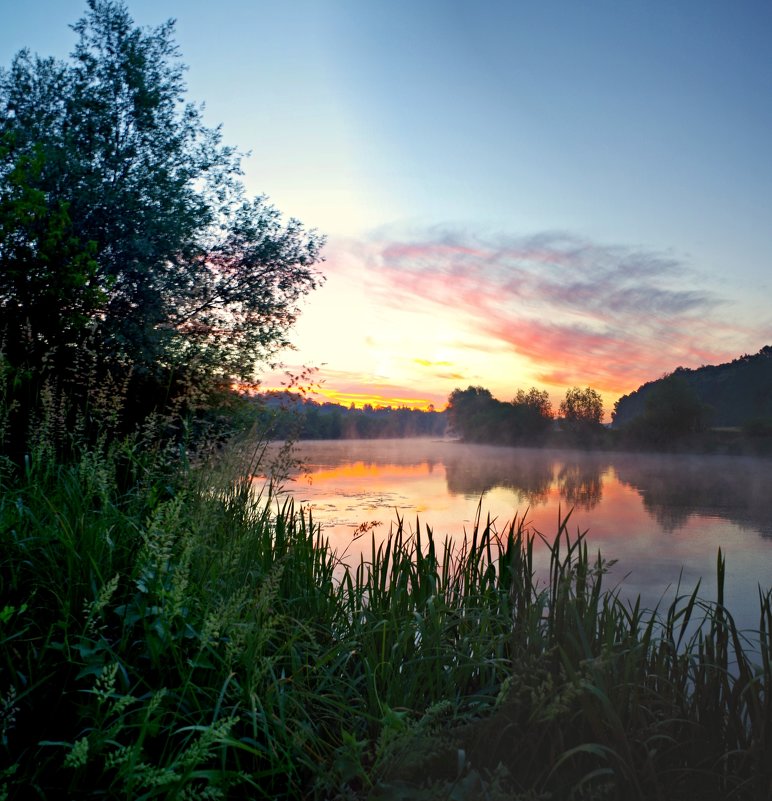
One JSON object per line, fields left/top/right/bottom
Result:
{"left": 2, "top": 1, "right": 771, "bottom": 410}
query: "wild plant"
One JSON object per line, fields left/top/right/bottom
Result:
{"left": 1, "top": 408, "right": 769, "bottom": 799}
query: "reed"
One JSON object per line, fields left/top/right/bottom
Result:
{"left": 0, "top": 433, "right": 769, "bottom": 799}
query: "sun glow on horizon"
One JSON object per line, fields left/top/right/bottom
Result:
{"left": 5, "top": 1, "right": 769, "bottom": 441}
{"left": 252, "top": 230, "right": 765, "bottom": 420}
{"left": 257, "top": 383, "right": 443, "bottom": 411}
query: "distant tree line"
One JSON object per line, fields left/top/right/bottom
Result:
{"left": 253, "top": 394, "right": 448, "bottom": 440}
{"left": 613, "top": 346, "right": 772, "bottom": 434}
{"left": 257, "top": 343, "right": 772, "bottom": 451}
{"left": 446, "top": 385, "right": 605, "bottom": 446}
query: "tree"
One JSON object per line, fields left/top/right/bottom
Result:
{"left": 513, "top": 387, "right": 553, "bottom": 421}
{"left": 0, "top": 137, "right": 102, "bottom": 377}
{"left": 447, "top": 385, "right": 553, "bottom": 444}
{"left": 560, "top": 386, "right": 604, "bottom": 427}
{"left": 624, "top": 373, "right": 709, "bottom": 445}
{"left": 510, "top": 387, "right": 553, "bottom": 442}
{"left": 447, "top": 386, "right": 497, "bottom": 441}
{"left": 644, "top": 374, "right": 706, "bottom": 435}
{"left": 0, "top": 1, "right": 323, "bottom": 427}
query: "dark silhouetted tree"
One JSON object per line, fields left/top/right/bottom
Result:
{"left": 560, "top": 386, "right": 604, "bottom": 427}
{"left": 0, "top": 138, "right": 102, "bottom": 379}
{"left": 510, "top": 387, "right": 553, "bottom": 443}
{"left": 447, "top": 386, "right": 497, "bottom": 441}
{"left": 644, "top": 374, "right": 707, "bottom": 435}
{"left": 559, "top": 386, "right": 604, "bottom": 445}
{"left": 0, "top": 0, "right": 323, "bottom": 436}
{"left": 448, "top": 385, "right": 553, "bottom": 444}
{"left": 624, "top": 372, "right": 709, "bottom": 445}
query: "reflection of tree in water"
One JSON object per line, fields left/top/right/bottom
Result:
{"left": 291, "top": 441, "right": 772, "bottom": 540}
{"left": 443, "top": 446, "right": 609, "bottom": 511}
{"left": 613, "top": 454, "right": 772, "bottom": 537}
{"left": 557, "top": 462, "right": 604, "bottom": 511}
{"left": 443, "top": 447, "right": 554, "bottom": 505}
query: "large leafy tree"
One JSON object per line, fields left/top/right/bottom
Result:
{"left": 0, "top": 137, "right": 102, "bottom": 378}
{"left": 0, "top": 1, "right": 323, "bottom": 423}
{"left": 559, "top": 386, "right": 604, "bottom": 427}
{"left": 511, "top": 387, "right": 553, "bottom": 441}
{"left": 623, "top": 373, "right": 709, "bottom": 445}
{"left": 447, "top": 385, "right": 553, "bottom": 444}
{"left": 447, "top": 386, "right": 497, "bottom": 441}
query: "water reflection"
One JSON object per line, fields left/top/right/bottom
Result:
{"left": 419, "top": 445, "right": 772, "bottom": 536}
{"left": 256, "top": 439, "right": 771, "bottom": 630}
{"left": 610, "top": 452, "right": 772, "bottom": 538}
{"left": 441, "top": 445, "right": 609, "bottom": 511}
{"left": 557, "top": 462, "right": 605, "bottom": 511}
{"left": 263, "top": 440, "right": 772, "bottom": 540}
{"left": 442, "top": 446, "right": 553, "bottom": 504}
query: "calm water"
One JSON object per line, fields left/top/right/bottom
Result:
{"left": 255, "top": 438, "right": 772, "bottom": 632}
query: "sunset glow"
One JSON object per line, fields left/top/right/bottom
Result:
{"left": 303, "top": 461, "right": 435, "bottom": 484}
{"left": 259, "top": 382, "right": 441, "bottom": 411}
{"left": 261, "top": 233, "right": 766, "bottom": 417}
{"left": 4, "top": 2, "right": 771, "bottom": 412}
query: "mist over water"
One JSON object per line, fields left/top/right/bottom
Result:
{"left": 255, "top": 438, "right": 772, "bottom": 632}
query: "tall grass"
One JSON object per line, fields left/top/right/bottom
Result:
{"left": 0, "top": 430, "right": 769, "bottom": 799}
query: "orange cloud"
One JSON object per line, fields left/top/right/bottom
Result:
{"left": 311, "top": 385, "right": 440, "bottom": 410}
{"left": 260, "top": 232, "right": 768, "bottom": 417}
{"left": 356, "top": 230, "right": 766, "bottom": 399}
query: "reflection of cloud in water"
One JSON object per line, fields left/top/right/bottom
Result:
{"left": 263, "top": 439, "right": 772, "bottom": 540}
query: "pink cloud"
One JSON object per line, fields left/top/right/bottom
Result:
{"left": 346, "top": 231, "right": 766, "bottom": 397}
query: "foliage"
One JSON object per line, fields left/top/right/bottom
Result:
{"left": 514, "top": 387, "right": 552, "bottom": 419}
{"left": 1, "top": 421, "right": 770, "bottom": 798}
{"left": 560, "top": 386, "right": 604, "bottom": 427}
{"left": 0, "top": 0, "right": 323, "bottom": 438}
{"left": 557, "top": 386, "right": 605, "bottom": 448}
{"left": 447, "top": 385, "right": 553, "bottom": 445}
{"left": 447, "top": 386, "right": 498, "bottom": 441}
{"left": 613, "top": 346, "right": 772, "bottom": 430}
{"left": 511, "top": 387, "right": 554, "bottom": 440}
{"left": 621, "top": 372, "right": 710, "bottom": 445}
{"left": 252, "top": 392, "right": 448, "bottom": 440}
{"left": 0, "top": 137, "right": 102, "bottom": 379}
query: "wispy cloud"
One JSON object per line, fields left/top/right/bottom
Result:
{"left": 267, "top": 230, "right": 767, "bottom": 411}
{"left": 338, "top": 229, "right": 764, "bottom": 395}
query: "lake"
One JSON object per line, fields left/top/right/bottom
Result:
{"left": 255, "top": 438, "right": 772, "bottom": 633}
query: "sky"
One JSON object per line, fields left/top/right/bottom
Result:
{"left": 2, "top": 0, "right": 771, "bottom": 415}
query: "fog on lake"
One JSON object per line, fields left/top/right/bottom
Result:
{"left": 254, "top": 438, "right": 772, "bottom": 632}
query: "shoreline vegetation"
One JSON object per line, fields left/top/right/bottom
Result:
{"left": 252, "top": 389, "right": 772, "bottom": 458}
{"left": 252, "top": 346, "right": 772, "bottom": 457}
{"left": 2, "top": 428, "right": 770, "bottom": 799}
{"left": 1, "top": 4, "right": 770, "bottom": 798}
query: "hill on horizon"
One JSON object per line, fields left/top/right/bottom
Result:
{"left": 612, "top": 345, "right": 772, "bottom": 429}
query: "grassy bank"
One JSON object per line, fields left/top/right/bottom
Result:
{"left": 1, "top": 435, "right": 770, "bottom": 800}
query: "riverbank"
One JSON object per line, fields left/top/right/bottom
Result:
{"left": 253, "top": 391, "right": 772, "bottom": 457}
{"left": 2, "top": 435, "right": 770, "bottom": 799}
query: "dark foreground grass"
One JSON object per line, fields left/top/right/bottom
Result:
{"left": 0, "top": 436, "right": 770, "bottom": 800}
